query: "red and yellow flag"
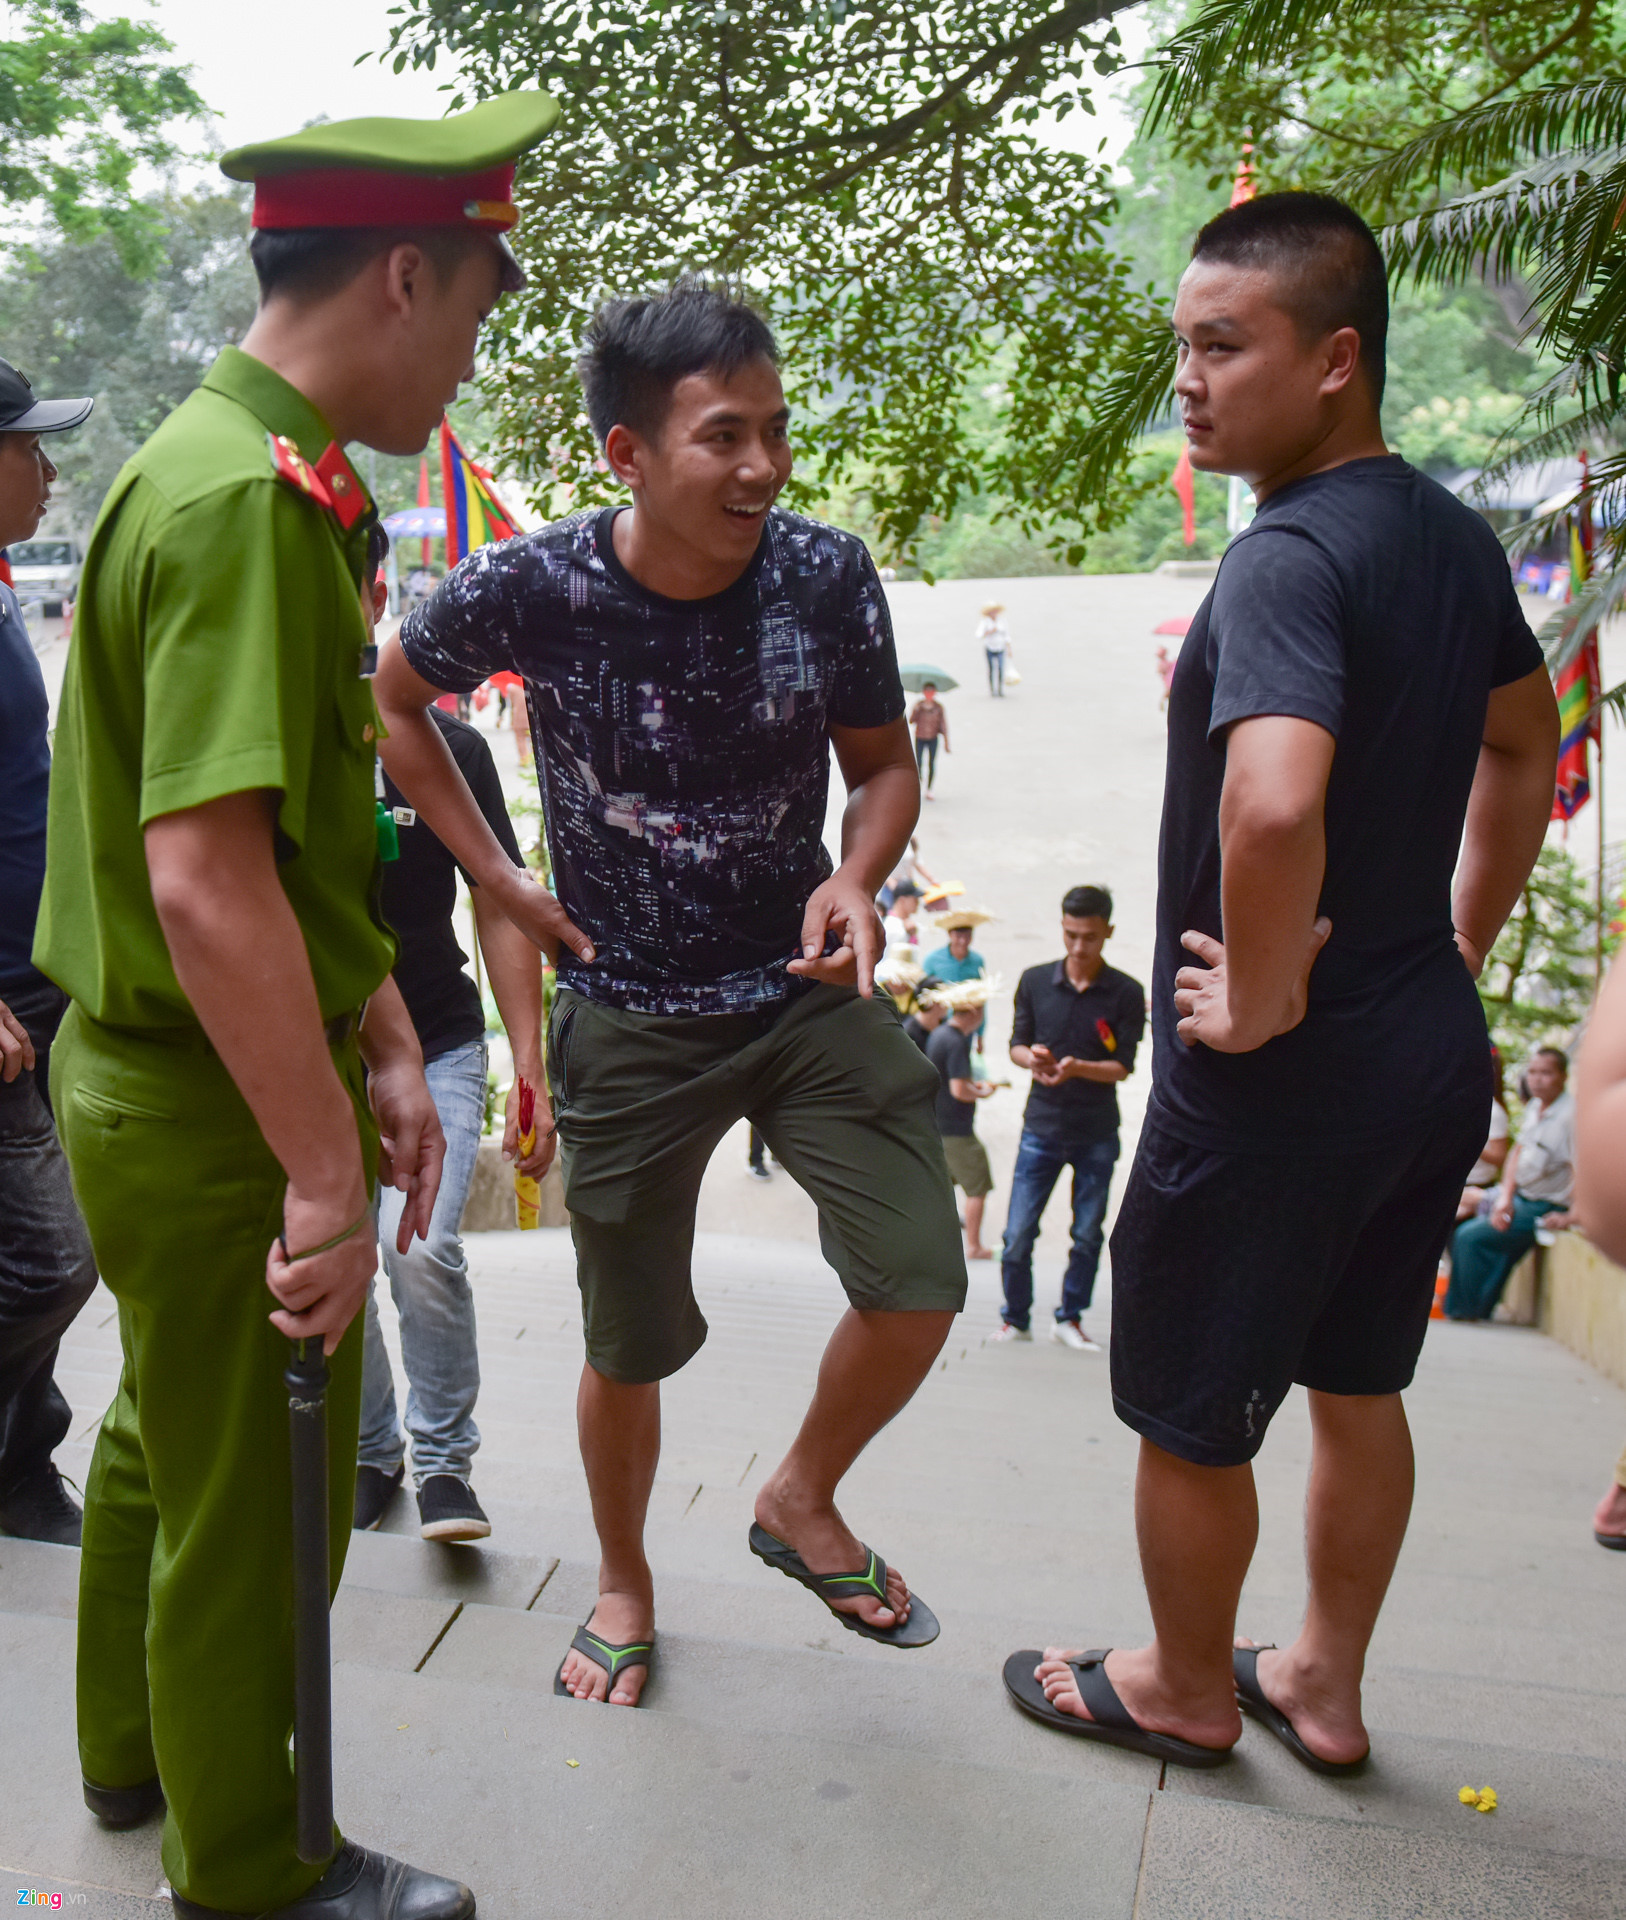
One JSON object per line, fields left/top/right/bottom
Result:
{"left": 1553, "top": 457, "right": 1601, "bottom": 822}
{"left": 439, "top": 418, "right": 522, "bottom": 567}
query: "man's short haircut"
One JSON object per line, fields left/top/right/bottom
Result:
{"left": 249, "top": 225, "right": 489, "bottom": 305}
{"left": 922, "top": 681, "right": 937, "bottom": 691}
{"left": 577, "top": 275, "right": 779, "bottom": 447}
{"left": 366, "top": 521, "right": 390, "bottom": 588}
{"left": 1063, "top": 885, "right": 1113, "bottom": 923}
{"left": 1533, "top": 1045, "right": 1569, "bottom": 1074}
{"left": 1190, "top": 191, "right": 1389, "bottom": 406}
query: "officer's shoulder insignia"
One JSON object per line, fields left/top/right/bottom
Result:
{"left": 266, "top": 432, "right": 333, "bottom": 509}
{"left": 314, "top": 442, "right": 368, "bottom": 532}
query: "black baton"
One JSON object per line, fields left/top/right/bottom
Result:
{"left": 285, "top": 1333, "right": 334, "bottom": 1863}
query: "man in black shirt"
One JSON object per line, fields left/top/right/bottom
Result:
{"left": 375, "top": 281, "right": 965, "bottom": 1706}
{"left": 356, "top": 527, "right": 553, "bottom": 1544}
{"left": 1000, "top": 885, "right": 1143, "bottom": 1350}
{"left": 1007, "top": 195, "right": 1557, "bottom": 1776}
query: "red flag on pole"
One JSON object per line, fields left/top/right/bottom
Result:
{"left": 1171, "top": 445, "right": 1197, "bottom": 546}
{"left": 416, "top": 457, "right": 432, "bottom": 567}
{"left": 1230, "top": 141, "right": 1257, "bottom": 207}
{"left": 1553, "top": 453, "right": 1601, "bottom": 821}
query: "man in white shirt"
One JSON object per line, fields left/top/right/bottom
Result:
{"left": 1446, "top": 1045, "right": 1574, "bottom": 1319}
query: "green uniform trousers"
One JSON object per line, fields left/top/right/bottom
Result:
{"left": 53, "top": 1005, "right": 373, "bottom": 1913}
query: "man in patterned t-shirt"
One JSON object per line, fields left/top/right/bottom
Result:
{"left": 375, "top": 281, "right": 967, "bottom": 1704}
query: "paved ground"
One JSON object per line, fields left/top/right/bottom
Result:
{"left": 10, "top": 1235, "right": 1626, "bottom": 1917}
{"left": 16, "top": 573, "right": 1626, "bottom": 1915}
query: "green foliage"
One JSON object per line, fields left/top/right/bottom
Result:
{"left": 0, "top": 1, "right": 204, "bottom": 267}
{"left": 1479, "top": 846, "right": 1612, "bottom": 1060}
{"left": 375, "top": 0, "right": 1178, "bottom": 565}
{"left": 0, "top": 189, "right": 258, "bottom": 525}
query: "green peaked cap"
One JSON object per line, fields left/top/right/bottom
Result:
{"left": 220, "top": 88, "right": 560, "bottom": 181}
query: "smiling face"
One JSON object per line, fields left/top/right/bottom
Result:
{"left": 947, "top": 927, "right": 972, "bottom": 960}
{"left": 605, "top": 356, "right": 792, "bottom": 581}
{"left": 1171, "top": 258, "right": 1365, "bottom": 489}
{"left": 0, "top": 431, "right": 57, "bottom": 548}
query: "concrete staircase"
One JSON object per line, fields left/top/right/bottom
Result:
{"left": 6, "top": 1230, "right": 1626, "bottom": 1918}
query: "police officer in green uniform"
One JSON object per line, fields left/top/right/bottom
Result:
{"left": 35, "top": 90, "right": 559, "bottom": 1920}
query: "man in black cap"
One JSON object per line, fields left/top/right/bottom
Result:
{"left": 0, "top": 359, "right": 100, "bottom": 1546}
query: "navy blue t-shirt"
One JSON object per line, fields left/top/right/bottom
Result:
{"left": 1151, "top": 456, "right": 1543, "bottom": 1154}
{"left": 0, "top": 585, "right": 50, "bottom": 992}
{"left": 401, "top": 506, "right": 903, "bottom": 1016}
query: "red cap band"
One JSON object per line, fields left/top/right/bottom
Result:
{"left": 251, "top": 162, "right": 517, "bottom": 231}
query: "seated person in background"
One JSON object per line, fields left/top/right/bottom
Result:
{"left": 1446, "top": 1046, "right": 1574, "bottom": 1320}
{"left": 1455, "top": 1042, "right": 1510, "bottom": 1220}
{"left": 927, "top": 980, "right": 999, "bottom": 1261}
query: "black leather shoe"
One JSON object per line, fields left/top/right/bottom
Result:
{"left": 353, "top": 1462, "right": 404, "bottom": 1531}
{"left": 170, "top": 1842, "right": 475, "bottom": 1918}
{"left": 0, "top": 1463, "right": 83, "bottom": 1545}
{"left": 84, "top": 1774, "right": 164, "bottom": 1829}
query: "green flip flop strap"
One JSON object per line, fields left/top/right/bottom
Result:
{"left": 575, "top": 1626, "right": 653, "bottom": 1682}
{"left": 806, "top": 1548, "right": 889, "bottom": 1605}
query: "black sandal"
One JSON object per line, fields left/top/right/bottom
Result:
{"left": 1233, "top": 1645, "right": 1368, "bottom": 1775}
{"left": 1002, "top": 1648, "right": 1235, "bottom": 1769}
{"left": 553, "top": 1622, "right": 655, "bottom": 1700}
{"left": 748, "top": 1522, "right": 940, "bottom": 1647}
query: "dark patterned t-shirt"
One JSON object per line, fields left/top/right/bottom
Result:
{"left": 400, "top": 505, "right": 904, "bottom": 1015}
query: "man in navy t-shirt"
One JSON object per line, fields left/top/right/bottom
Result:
{"left": 0, "top": 358, "right": 98, "bottom": 1544}
{"left": 1004, "top": 196, "right": 1558, "bottom": 1777}
{"left": 375, "top": 281, "right": 966, "bottom": 1706}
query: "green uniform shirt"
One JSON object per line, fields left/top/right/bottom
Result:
{"left": 35, "top": 346, "right": 395, "bottom": 1028}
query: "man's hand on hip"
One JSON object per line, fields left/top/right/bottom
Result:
{"left": 1175, "top": 918, "right": 1331, "bottom": 1053}
{"left": 493, "top": 866, "right": 597, "bottom": 970}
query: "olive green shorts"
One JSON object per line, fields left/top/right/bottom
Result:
{"left": 941, "top": 1133, "right": 994, "bottom": 1198}
{"left": 548, "top": 983, "right": 969, "bottom": 1383}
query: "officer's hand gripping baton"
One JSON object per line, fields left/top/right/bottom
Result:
{"left": 285, "top": 1333, "right": 334, "bottom": 1863}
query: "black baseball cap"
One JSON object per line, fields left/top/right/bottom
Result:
{"left": 0, "top": 358, "right": 92, "bottom": 433}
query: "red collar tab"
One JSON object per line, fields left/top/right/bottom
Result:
{"left": 267, "top": 432, "right": 332, "bottom": 509}
{"left": 314, "top": 443, "right": 368, "bottom": 531}
{"left": 251, "top": 162, "right": 517, "bottom": 232}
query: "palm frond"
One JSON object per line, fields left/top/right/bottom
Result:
{"left": 1144, "top": 0, "right": 1377, "bottom": 134}
{"left": 1339, "top": 80, "right": 1626, "bottom": 204}
{"left": 1058, "top": 314, "right": 1178, "bottom": 508}
{"left": 1539, "top": 568, "right": 1626, "bottom": 679}
{"left": 1474, "top": 402, "right": 1620, "bottom": 485}
{"left": 1496, "top": 449, "right": 1626, "bottom": 563}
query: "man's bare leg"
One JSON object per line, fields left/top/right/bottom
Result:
{"left": 558, "top": 1363, "right": 660, "bottom": 1706}
{"left": 964, "top": 1195, "right": 991, "bottom": 1260}
{"left": 755, "top": 1306, "right": 954, "bottom": 1628}
{"left": 1038, "top": 1439, "right": 1254, "bottom": 1750}
{"left": 1241, "top": 1390, "right": 1413, "bottom": 1765}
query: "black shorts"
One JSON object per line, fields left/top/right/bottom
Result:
{"left": 1107, "top": 1102, "right": 1486, "bottom": 1467}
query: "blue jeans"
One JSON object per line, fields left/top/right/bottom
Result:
{"left": 1445, "top": 1194, "right": 1559, "bottom": 1321}
{"left": 1000, "top": 1128, "right": 1118, "bottom": 1330}
{"left": 360, "top": 1037, "right": 487, "bottom": 1484}
{"left": 0, "top": 977, "right": 98, "bottom": 1493}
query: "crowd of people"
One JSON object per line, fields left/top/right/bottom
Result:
{"left": 0, "top": 81, "right": 1619, "bottom": 1920}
